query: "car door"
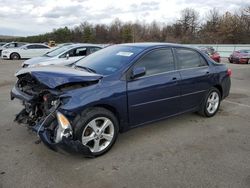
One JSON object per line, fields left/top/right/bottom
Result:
{"left": 127, "top": 48, "right": 181, "bottom": 126}
{"left": 174, "top": 48, "right": 212, "bottom": 111}
{"left": 34, "top": 45, "right": 50, "bottom": 56}
{"left": 24, "top": 45, "right": 37, "bottom": 58}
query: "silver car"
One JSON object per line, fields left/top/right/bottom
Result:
{"left": 22, "top": 44, "right": 102, "bottom": 68}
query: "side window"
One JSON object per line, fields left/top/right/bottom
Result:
{"left": 7, "top": 43, "right": 15, "bottom": 48}
{"left": 134, "top": 48, "right": 175, "bottom": 76}
{"left": 176, "top": 48, "right": 207, "bottom": 69}
{"left": 36, "top": 45, "right": 49, "bottom": 49}
{"left": 27, "top": 45, "right": 49, "bottom": 49}
{"left": 89, "top": 47, "right": 101, "bottom": 54}
{"left": 27, "top": 45, "right": 36, "bottom": 49}
{"left": 75, "top": 47, "right": 87, "bottom": 56}
{"left": 60, "top": 49, "right": 75, "bottom": 58}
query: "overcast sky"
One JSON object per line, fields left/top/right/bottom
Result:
{"left": 0, "top": 0, "right": 248, "bottom": 36}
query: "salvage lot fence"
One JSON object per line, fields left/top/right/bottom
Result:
{"left": 188, "top": 44, "right": 250, "bottom": 57}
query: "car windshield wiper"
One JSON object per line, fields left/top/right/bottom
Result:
{"left": 74, "top": 65, "right": 96, "bottom": 73}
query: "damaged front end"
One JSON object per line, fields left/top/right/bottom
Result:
{"left": 11, "top": 67, "right": 101, "bottom": 156}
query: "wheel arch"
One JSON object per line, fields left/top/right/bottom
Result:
{"left": 213, "top": 84, "right": 223, "bottom": 98}
{"left": 93, "top": 104, "right": 122, "bottom": 129}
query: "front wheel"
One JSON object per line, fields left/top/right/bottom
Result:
{"left": 198, "top": 88, "right": 221, "bottom": 117}
{"left": 10, "top": 53, "right": 20, "bottom": 60}
{"left": 74, "top": 107, "right": 119, "bottom": 157}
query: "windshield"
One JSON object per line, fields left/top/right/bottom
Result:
{"left": 75, "top": 45, "right": 144, "bottom": 75}
{"left": 45, "top": 45, "right": 73, "bottom": 57}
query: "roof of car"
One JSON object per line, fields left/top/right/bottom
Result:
{"left": 67, "top": 43, "right": 103, "bottom": 48}
{"left": 24, "top": 43, "right": 49, "bottom": 46}
{"left": 120, "top": 42, "right": 187, "bottom": 49}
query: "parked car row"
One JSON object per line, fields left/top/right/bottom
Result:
{"left": 11, "top": 42, "right": 231, "bottom": 157}
{"left": 1, "top": 43, "right": 51, "bottom": 60}
{"left": 22, "top": 44, "right": 102, "bottom": 67}
{"left": 197, "top": 46, "right": 221, "bottom": 63}
{"left": 0, "top": 42, "right": 27, "bottom": 57}
{"left": 1, "top": 42, "right": 249, "bottom": 65}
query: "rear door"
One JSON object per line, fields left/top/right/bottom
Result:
{"left": 34, "top": 45, "right": 50, "bottom": 56}
{"left": 127, "top": 48, "right": 181, "bottom": 126}
{"left": 24, "top": 45, "right": 37, "bottom": 58}
{"left": 174, "top": 48, "right": 212, "bottom": 111}
{"left": 26, "top": 45, "right": 50, "bottom": 58}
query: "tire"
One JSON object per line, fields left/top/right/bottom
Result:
{"left": 74, "top": 107, "right": 119, "bottom": 157}
{"left": 10, "top": 53, "right": 20, "bottom": 60}
{"left": 198, "top": 87, "right": 221, "bottom": 117}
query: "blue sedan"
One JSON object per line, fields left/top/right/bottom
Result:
{"left": 11, "top": 43, "right": 231, "bottom": 157}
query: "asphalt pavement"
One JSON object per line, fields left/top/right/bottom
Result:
{"left": 0, "top": 59, "right": 250, "bottom": 188}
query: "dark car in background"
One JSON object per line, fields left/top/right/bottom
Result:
{"left": 228, "top": 49, "right": 250, "bottom": 64}
{"left": 198, "top": 46, "right": 221, "bottom": 63}
{"left": 11, "top": 43, "right": 231, "bottom": 157}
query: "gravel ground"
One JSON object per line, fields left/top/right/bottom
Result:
{"left": 0, "top": 58, "right": 250, "bottom": 188}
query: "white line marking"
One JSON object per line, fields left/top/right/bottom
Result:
{"left": 224, "top": 100, "right": 250, "bottom": 108}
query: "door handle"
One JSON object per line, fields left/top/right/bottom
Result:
{"left": 172, "top": 77, "right": 177, "bottom": 80}
{"left": 206, "top": 71, "right": 210, "bottom": 74}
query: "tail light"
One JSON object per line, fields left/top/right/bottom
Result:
{"left": 227, "top": 68, "right": 232, "bottom": 77}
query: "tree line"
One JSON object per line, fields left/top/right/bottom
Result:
{"left": 4, "top": 6, "right": 250, "bottom": 44}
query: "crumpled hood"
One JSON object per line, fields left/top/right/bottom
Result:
{"left": 23, "top": 56, "right": 51, "bottom": 65}
{"left": 15, "top": 66, "right": 102, "bottom": 89}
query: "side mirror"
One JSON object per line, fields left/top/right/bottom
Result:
{"left": 131, "top": 67, "right": 146, "bottom": 79}
{"left": 66, "top": 53, "right": 69, "bottom": 59}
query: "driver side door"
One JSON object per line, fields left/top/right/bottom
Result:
{"left": 127, "top": 48, "right": 181, "bottom": 126}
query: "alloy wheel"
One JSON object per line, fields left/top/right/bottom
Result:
{"left": 206, "top": 91, "right": 219, "bottom": 114}
{"left": 82, "top": 117, "right": 114, "bottom": 153}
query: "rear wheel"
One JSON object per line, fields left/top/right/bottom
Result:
{"left": 198, "top": 87, "right": 221, "bottom": 117}
{"left": 74, "top": 107, "right": 119, "bottom": 157}
{"left": 10, "top": 53, "right": 20, "bottom": 60}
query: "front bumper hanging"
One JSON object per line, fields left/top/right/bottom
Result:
{"left": 32, "top": 112, "right": 93, "bottom": 157}
{"left": 11, "top": 84, "right": 93, "bottom": 157}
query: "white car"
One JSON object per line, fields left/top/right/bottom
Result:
{"left": 1, "top": 43, "right": 50, "bottom": 60}
{"left": 22, "top": 44, "right": 102, "bottom": 68}
{"left": 0, "top": 42, "right": 27, "bottom": 56}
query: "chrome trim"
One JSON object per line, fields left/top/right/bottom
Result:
{"left": 131, "top": 95, "right": 180, "bottom": 107}
{"left": 181, "top": 90, "right": 206, "bottom": 97}
{"left": 131, "top": 66, "right": 209, "bottom": 80}
{"left": 131, "top": 90, "right": 206, "bottom": 108}
{"left": 178, "top": 66, "right": 208, "bottom": 71}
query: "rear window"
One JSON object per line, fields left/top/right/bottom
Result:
{"left": 176, "top": 48, "right": 207, "bottom": 69}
